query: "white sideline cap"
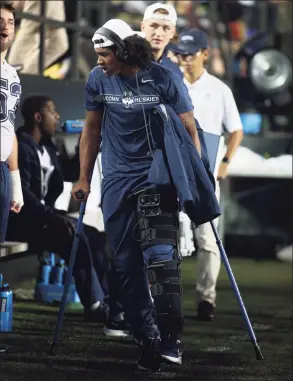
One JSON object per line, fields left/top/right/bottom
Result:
{"left": 92, "top": 19, "right": 136, "bottom": 49}
{"left": 143, "top": 3, "right": 177, "bottom": 26}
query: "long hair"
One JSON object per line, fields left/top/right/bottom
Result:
{"left": 111, "top": 35, "right": 153, "bottom": 70}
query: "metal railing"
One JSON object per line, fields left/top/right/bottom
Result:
{"left": 13, "top": 0, "right": 276, "bottom": 83}
{"left": 14, "top": 0, "right": 110, "bottom": 80}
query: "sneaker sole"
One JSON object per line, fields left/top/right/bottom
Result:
{"left": 137, "top": 364, "right": 161, "bottom": 372}
{"left": 162, "top": 354, "right": 182, "bottom": 365}
{"left": 103, "top": 326, "right": 130, "bottom": 337}
{"left": 0, "top": 346, "right": 7, "bottom": 353}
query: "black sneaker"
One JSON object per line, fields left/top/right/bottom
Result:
{"left": 103, "top": 317, "right": 130, "bottom": 337}
{"left": 137, "top": 337, "right": 161, "bottom": 372}
{"left": 0, "top": 345, "right": 7, "bottom": 353}
{"left": 196, "top": 301, "right": 215, "bottom": 321}
{"left": 161, "top": 335, "right": 183, "bottom": 365}
{"left": 84, "top": 303, "right": 109, "bottom": 323}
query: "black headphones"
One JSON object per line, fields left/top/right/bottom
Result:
{"left": 95, "top": 27, "right": 129, "bottom": 62}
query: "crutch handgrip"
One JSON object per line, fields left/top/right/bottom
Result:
{"left": 75, "top": 190, "right": 85, "bottom": 200}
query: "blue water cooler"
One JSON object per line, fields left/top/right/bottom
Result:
{"left": 34, "top": 253, "right": 80, "bottom": 304}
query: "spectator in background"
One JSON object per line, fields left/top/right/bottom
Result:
{"left": 8, "top": 1, "right": 68, "bottom": 75}
{"left": 172, "top": 29, "right": 243, "bottom": 321}
{"left": 6, "top": 95, "right": 110, "bottom": 322}
{"left": 141, "top": 2, "right": 183, "bottom": 78}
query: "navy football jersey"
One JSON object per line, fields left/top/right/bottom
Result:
{"left": 85, "top": 62, "right": 193, "bottom": 177}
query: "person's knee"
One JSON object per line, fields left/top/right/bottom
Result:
{"left": 196, "top": 229, "right": 218, "bottom": 253}
{"left": 197, "top": 243, "right": 220, "bottom": 258}
{"left": 143, "top": 244, "right": 174, "bottom": 264}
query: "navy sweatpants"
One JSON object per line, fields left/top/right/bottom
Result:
{"left": 0, "top": 162, "right": 10, "bottom": 243}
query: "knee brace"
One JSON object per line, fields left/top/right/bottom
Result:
{"left": 147, "top": 258, "right": 183, "bottom": 335}
{"left": 135, "top": 189, "right": 178, "bottom": 250}
{"left": 134, "top": 189, "right": 183, "bottom": 334}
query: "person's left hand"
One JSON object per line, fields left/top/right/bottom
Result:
{"left": 10, "top": 201, "right": 22, "bottom": 214}
{"left": 217, "top": 162, "right": 229, "bottom": 180}
{"left": 9, "top": 170, "right": 24, "bottom": 213}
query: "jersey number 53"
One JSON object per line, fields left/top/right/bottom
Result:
{"left": 0, "top": 78, "right": 21, "bottom": 125}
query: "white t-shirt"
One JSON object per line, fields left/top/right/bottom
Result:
{"left": 0, "top": 59, "right": 21, "bottom": 161}
{"left": 37, "top": 146, "right": 55, "bottom": 203}
{"left": 184, "top": 70, "right": 243, "bottom": 136}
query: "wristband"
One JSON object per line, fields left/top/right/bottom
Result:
{"left": 222, "top": 157, "right": 230, "bottom": 164}
{"left": 9, "top": 170, "right": 24, "bottom": 208}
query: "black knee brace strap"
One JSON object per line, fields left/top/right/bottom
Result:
{"left": 136, "top": 190, "right": 178, "bottom": 250}
{"left": 147, "top": 259, "right": 183, "bottom": 335}
{"left": 147, "top": 260, "right": 182, "bottom": 296}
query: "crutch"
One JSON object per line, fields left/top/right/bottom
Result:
{"left": 210, "top": 220, "right": 264, "bottom": 360}
{"left": 48, "top": 190, "right": 86, "bottom": 356}
{"left": 199, "top": 129, "right": 264, "bottom": 359}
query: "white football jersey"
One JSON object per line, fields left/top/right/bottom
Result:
{"left": 1, "top": 59, "right": 21, "bottom": 161}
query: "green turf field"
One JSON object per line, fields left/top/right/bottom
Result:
{"left": 0, "top": 257, "right": 292, "bottom": 381}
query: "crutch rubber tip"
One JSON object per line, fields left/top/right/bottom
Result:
{"left": 48, "top": 344, "right": 58, "bottom": 356}
{"left": 254, "top": 344, "right": 264, "bottom": 360}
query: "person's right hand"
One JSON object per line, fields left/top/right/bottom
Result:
{"left": 71, "top": 180, "right": 91, "bottom": 202}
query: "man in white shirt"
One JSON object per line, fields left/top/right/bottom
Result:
{"left": 172, "top": 28, "right": 243, "bottom": 321}
{"left": 0, "top": 0, "right": 23, "bottom": 243}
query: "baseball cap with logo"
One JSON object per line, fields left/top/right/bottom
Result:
{"left": 143, "top": 2, "right": 177, "bottom": 26}
{"left": 172, "top": 28, "right": 209, "bottom": 55}
{"left": 92, "top": 19, "right": 137, "bottom": 49}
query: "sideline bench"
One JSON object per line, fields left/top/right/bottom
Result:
{"left": 0, "top": 242, "right": 29, "bottom": 259}
{"left": 0, "top": 242, "right": 38, "bottom": 287}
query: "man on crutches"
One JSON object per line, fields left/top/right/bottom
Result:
{"left": 50, "top": 19, "right": 263, "bottom": 371}
{"left": 69, "top": 18, "right": 220, "bottom": 370}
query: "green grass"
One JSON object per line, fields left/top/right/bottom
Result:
{"left": 1, "top": 257, "right": 292, "bottom": 381}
